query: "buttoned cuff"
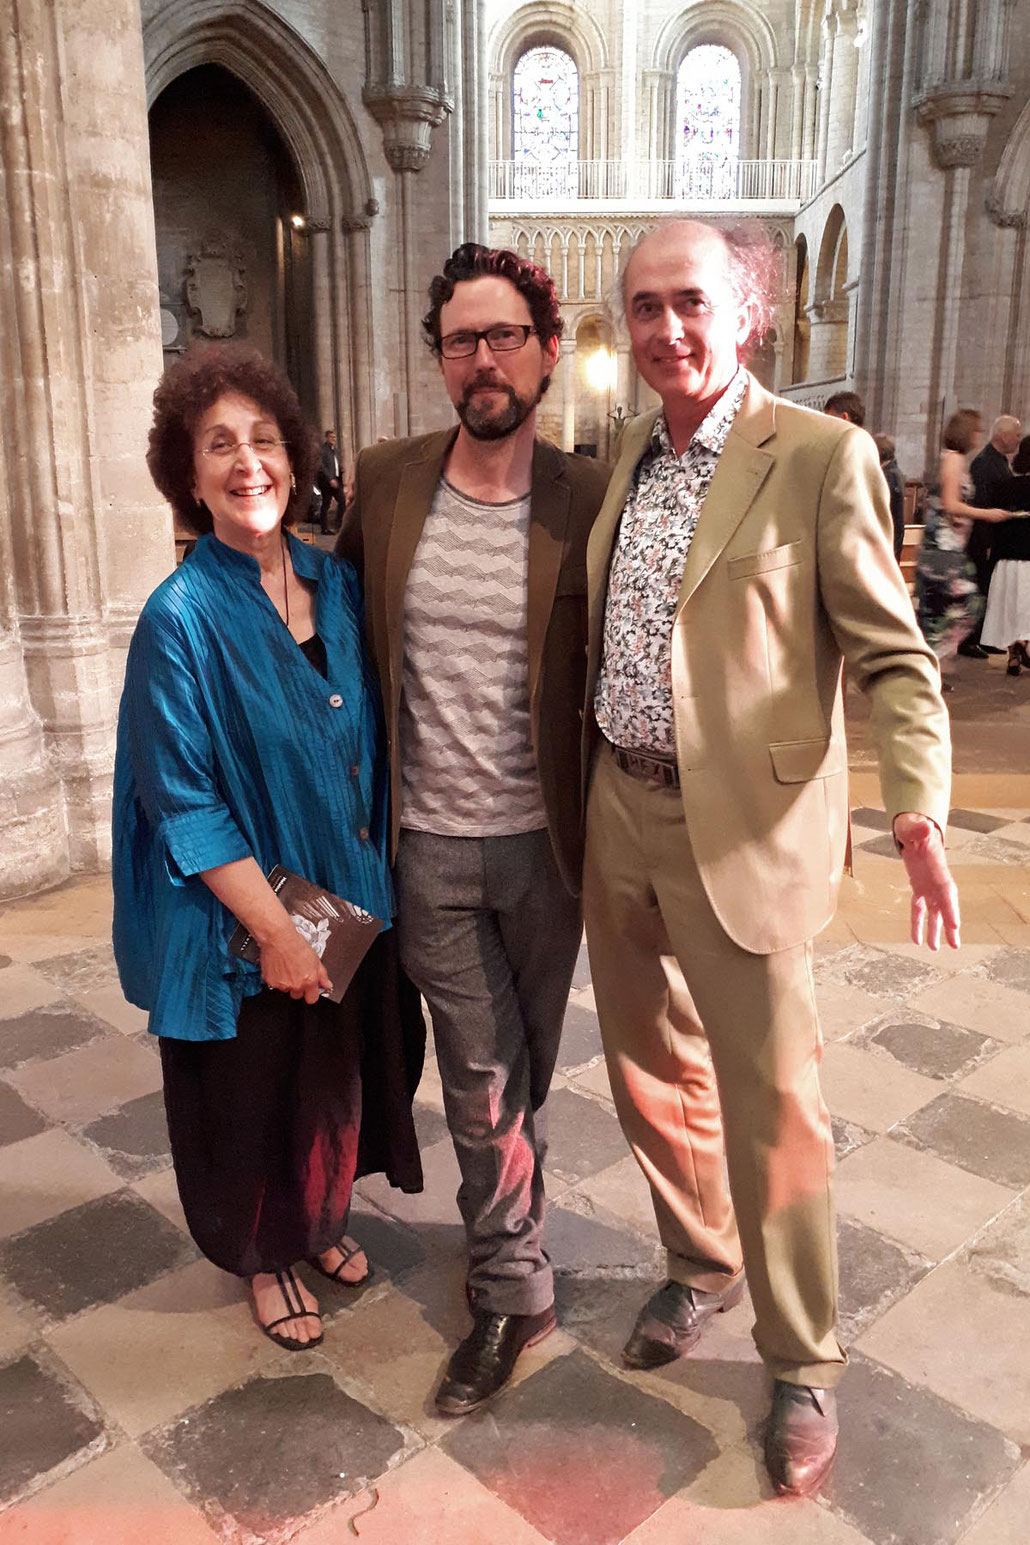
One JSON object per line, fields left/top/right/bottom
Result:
{"left": 159, "top": 808, "right": 251, "bottom": 883}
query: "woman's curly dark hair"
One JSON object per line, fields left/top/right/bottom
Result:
{"left": 421, "top": 243, "right": 564, "bottom": 353}
{"left": 147, "top": 343, "right": 319, "bottom": 535}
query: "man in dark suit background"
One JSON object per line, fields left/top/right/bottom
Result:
{"left": 337, "top": 244, "right": 609, "bottom": 1417}
{"left": 964, "top": 414, "right": 1022, "bottom": 656}
{"left": 318, "top": 428, "right": 343, "bottom": 533}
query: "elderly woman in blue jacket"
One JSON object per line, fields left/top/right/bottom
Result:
{"left": 113, "top": 345, "right": 423, "bottom": 1351}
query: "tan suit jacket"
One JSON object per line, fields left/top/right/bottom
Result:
{"left": 584, "top": 373, "right": 951, "bottom": 954}
{"left": 338, "top": 429, "right": 611, "bottom": 895}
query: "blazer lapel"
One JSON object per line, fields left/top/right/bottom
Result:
{"left": 674, "top": 376, "right": 775, "bottom": 614}
{"left": 383, "top": 429, "right": 457, "bottom": 691}
{"left": 527, "top": 440, "right": 571, "bottom": 710}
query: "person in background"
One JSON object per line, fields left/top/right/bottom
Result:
{"left": 112, "top": 344, "right": 424, "bottom": 1354}
{"left": 915, "top": 409, "right": 1010, "bottom": 687}
{"left": 964, "top": 415, "right": 1023, "bottom": 658}
{"left": 982, "top": 433, "right": 1030, "bottom": 676}
{"left": 823, "top": 390, "right": 865, "bottom": 427}
{"left": 873, "top": 433, "right": 906, "bottom": 562}
{"left": 318, "top": 428, "right": 343, "bottom": 533}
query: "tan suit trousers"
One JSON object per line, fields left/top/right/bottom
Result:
{"left": 583, "top": 744, "right": 847, "bottom": 1387}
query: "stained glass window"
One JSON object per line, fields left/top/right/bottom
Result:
{"left": 676, "top": 45, "right": 741, "bottom": 200}
{"left": 512, "top": 45, "right": 578, "bottom": 199}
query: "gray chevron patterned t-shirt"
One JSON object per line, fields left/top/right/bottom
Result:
{"left": 398, "top": 478, "right": 548, "bottom": 837}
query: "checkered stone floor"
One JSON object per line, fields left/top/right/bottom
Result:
{"left": 1, "top": 792, "right": 1029, "bottom": 1545}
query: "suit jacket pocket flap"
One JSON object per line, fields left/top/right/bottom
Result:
{"left": 727, "top": 541, "right": 803, "bottom": 580}
{"left": 769, "top": 737, "right": 847, "bottom": 783}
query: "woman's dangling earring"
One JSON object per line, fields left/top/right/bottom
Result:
{"left": 290, "top": 471, "right": 297, "bottom": 493}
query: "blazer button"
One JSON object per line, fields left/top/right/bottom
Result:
{"left": 358, "top": 826, "right": 369, "bottom": 841}
{"left": 328, "top": 693, "right": 343, "bottom": 708}
{"left": 350, "top": 765, "right": 360, "bottom": 777}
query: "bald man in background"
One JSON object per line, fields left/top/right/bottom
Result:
{"left": 964, "top": 414, "right": 1022, "bottom": 657}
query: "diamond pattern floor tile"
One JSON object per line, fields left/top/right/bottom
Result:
{"left": 441, "top": 1348, "right": 719, "bottom": 1545}
{"left": 144, "top": 1372, "right": 406, "bottom": 1535}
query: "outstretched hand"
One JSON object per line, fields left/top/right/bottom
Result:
{"left": 893, "top": 813, "right": 961, "bottom": 950}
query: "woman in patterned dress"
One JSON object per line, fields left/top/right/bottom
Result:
{"left": 915, "top": 410, "right": 1009, "bottom": 684}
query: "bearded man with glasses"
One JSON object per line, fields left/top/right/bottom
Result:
{"left": 337, "top": 243, "right": 609, "bottom": 1413}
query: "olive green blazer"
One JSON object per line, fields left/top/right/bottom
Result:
{"left": 583, "top": 373, "right": 951, "bottom": 953}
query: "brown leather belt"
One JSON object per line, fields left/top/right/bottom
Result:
{"left": 607, "top": 741, "right": 681, "bottom": 789}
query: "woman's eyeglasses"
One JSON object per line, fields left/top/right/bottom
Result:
{"left": 200, "top": 436, "right": 288, "bottom": 461}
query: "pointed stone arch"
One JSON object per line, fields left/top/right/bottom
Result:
{"left": 144, "top": 0, "right": 372, "bottom": 224}
{"left": 143, "top": 0, "right": 377, "bottom": 456}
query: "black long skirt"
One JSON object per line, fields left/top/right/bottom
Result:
{"left": 159, "top": 930, "right": 425, "bottom": 1278}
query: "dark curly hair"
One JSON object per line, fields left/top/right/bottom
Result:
{"left": 147, "top": 343, "right": 319, "bottom": 535}
{"left": 421, "top": 243, "right": 564, "bottom": 354}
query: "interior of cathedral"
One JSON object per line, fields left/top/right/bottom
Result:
{"left": 1, "top": 2, "right": 1029, "bottom": 1540}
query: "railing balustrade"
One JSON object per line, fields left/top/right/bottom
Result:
{"left": 489, "top": 158, "right": 819, "bottom": 205}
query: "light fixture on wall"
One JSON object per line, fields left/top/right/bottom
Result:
{"left": 290, "top": 214, "right": 307, "bottom": 231}
{"left": 585, "top": 347, "right": 617, "bottom": 393}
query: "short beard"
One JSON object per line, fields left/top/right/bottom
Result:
{"left": 457, "top": 374, "right": 549, "bottom": 441}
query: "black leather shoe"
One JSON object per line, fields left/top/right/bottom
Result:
{"left": 957, "top": 642, "right": 989, "bottom": 659}
{"left": 764, "top": 1381, "right": 839, "bottom": 1497}
{"left": 435, "top": 1305, "right": 556, "bottom": 1415}
{"left": 622, "top": 1278, "right": 745, "bottom": 1370}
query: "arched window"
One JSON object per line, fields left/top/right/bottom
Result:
{"left": 512, "top": 45, "right": 578, "bottom": 199}
{"left": 676, "top": 45, "right": 741, "bottom": 200}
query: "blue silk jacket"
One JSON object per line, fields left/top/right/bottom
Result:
{"left": 112, "top": 531, "right": 393, "bottom": 1041}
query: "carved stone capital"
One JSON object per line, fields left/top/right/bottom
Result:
{"left": 364, "top": 83, "right": 450, "bottom": 175}
{"left": 985, "top": 192, "right": 1028, "bottom": 229}
{"left": 810, "top": 297, "right": 849, "bottom": 324}
{"left": 914, "top": 82, "right": 1012, "bottom": 170}
{"left": 305, "top": 217, "right": 332, "bottom": 234}
{"left": 340, "top": 216, "right": 372, "bottom": 235}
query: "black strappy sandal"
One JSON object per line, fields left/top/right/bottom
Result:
{"left": 306, "top": 1237, "right": 372, "bottom": 1287}
{"left": 253, "top": 1267, "right": 324, "bottom": 1351}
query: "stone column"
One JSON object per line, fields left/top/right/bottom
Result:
{"left": 309, "top": 221, "right": 336, "bottom": 440}
{"left": 790, "top": 65, "right": 806, "bottom": 162}
{"left": 826, "top": 7, "right": 859, "bottom": 172}
{"left": 802, "top": 65, "right": 820, "bottom": 162}
{"left": 616, "top": 342, "right": 634, "bottom": 416}
{"left": 363, "top": 99, "right": 448, "bottom": 436}
{"left": 560, "top": 339, "right": 577, "bottom": 452}
{"left": 816, "top": 20, "right": 835, "bottom": 182}
{"left": 915, "top": 83, "right": 1011, "bottom": 456}
{"left": 339, "top": 214, "right": 376, "bottom": 452}
{"left": 1, "top": 0, "right": 167, "bottom": 888}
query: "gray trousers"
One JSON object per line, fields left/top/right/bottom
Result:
{"left": 395, "top": 827, "right": 582, "bottom": 1315}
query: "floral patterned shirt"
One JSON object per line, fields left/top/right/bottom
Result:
{"left": 594, "top": 367, "right": 748, "bottom": 755}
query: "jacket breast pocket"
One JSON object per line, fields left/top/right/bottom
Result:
{"left": 727, "top": 540, "right": 804, "bottom": 581}
{"left": 769, "top": 737, "right": 847, "bottom": 783}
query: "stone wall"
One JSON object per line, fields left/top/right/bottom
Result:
{"left": 0, "top": 0, "right": 170, "bottom": 896}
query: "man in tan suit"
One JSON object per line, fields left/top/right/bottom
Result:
{"left": 582, "top": 220, "right": 957, "bottom": 1497}
{"left": 338, "top": 244, "right": 608, "bottom": 1415}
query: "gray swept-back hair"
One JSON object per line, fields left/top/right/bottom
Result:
{"left": 609, "top": 218, "right": 777, "bottom": 356}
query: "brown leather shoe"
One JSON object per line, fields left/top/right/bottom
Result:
{"left": 435, "top": 1305, "right": 556, "bottom": 1415}
{"left": 622, "top": 1278, "right": 745, "bottom": 1370}
{"left": 764, "top": 1381, "right": 839, "bottom": 1497}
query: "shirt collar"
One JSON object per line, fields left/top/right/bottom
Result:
{"left": 650, "top": 365, "right": 749, "bottom": 460}
{"left": 194, "top": 528, "right": 322, "bottom": 584}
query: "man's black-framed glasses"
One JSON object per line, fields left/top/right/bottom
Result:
{"left": 439, "top": 324, "right": 537, "bottom": 359}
